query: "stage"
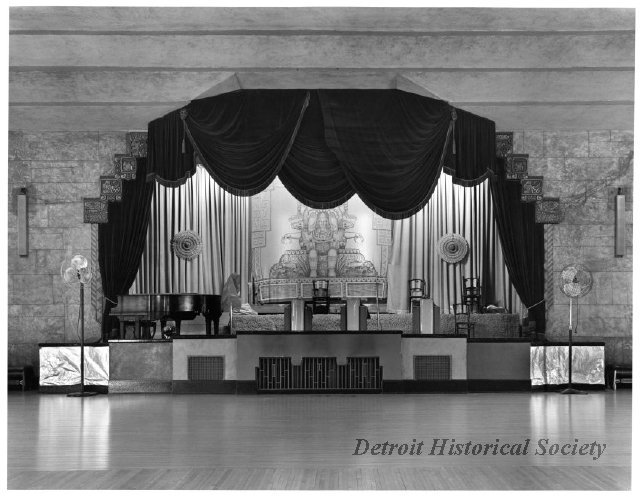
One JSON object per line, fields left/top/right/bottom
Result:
{"left": 38, "top": 324, "right": 606, "bottom": 394}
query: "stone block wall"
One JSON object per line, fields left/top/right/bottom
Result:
{"left": 513, "top": 130, "right": 633, "bottom": 366}
{"left": 8, "top": 131, "right": 129, "bottom": 371}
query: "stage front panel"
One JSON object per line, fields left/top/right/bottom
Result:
{"left": 236, "top": 332, "right": 402, "bottom": 381}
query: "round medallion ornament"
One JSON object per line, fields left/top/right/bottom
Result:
{"left": 171, "top": 230, "right": 202, "bottom": 260}
{"left": 437, "top": 233, "right": 469, "bottom": 264}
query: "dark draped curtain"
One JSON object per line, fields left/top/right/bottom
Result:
{"left": 444, "top": 107, "right": 496, "bottom": 186}
{"left": 146, "top": 89, "right": 496, "bottom": 220}
{"left": 98, "top": 157, "right": 154, "bottom": 338}
{"left": 489, "top": 159, "right": 546, "bottom": 330}
{"left": 317, "top": 90, "right": 451, "bottom": 218}
{"left": 279, "top": 91, "right": 351, "bottom": 208}
{"left": 147, "top": 89, "right": 310, "bottom": 193}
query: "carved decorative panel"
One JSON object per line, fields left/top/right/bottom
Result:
{"left": 535, "top": 197, "right": 562, "bottom": 224}
{"left": 83, "top": 198, "right": 109, "bottom": 224}
{"left": 100, "top": 176, "right": 123, "bottom": 202}
{"left": 496, "top": 131, "right": 514, "bottom": 159}
{"left": 521, "top": 176, "right": 544, "bottom": 202}
{"left": 126, "top": 132, "right": 147, "bottom": 158}
{"left": 506, "top": 153, "right": 529, "bottom": 180}
{"left": 114, "top": 154, "right": 137, "bottom": 180}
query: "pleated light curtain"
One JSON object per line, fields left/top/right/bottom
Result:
{"left": 387, "top": 172, "right": 521, "bottom": 314}
{"left": 131, "top": 166, "right": 250, "bottom": 302}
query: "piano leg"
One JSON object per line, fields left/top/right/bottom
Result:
{"left": 119, "top": 320, "right": 126, "bottom": 339}
{"left": 134, "top": 318, "right": 141, "bottom": 339}
{"left": 214, "top": 316, "right": 220, "bottom": 335}
{"left": 205, "top": 317, "right": 212, "bottom": 335}
{"left": 174, "top": 319, "right": 182, "bottom": 336}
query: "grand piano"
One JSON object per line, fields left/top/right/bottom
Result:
{"left": 110, "top": 294, "right": 222, "bottom": 339}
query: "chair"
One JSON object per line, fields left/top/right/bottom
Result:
{"left": 453, "top": 303, "right": 475, "bottom": 337}
{"left": 409, "top": 279, "right": 427, "bottom": 312}
{"left": 312, "top": 279, "right": 330, "bottom": 314}
{"left": 462, "top": 277, "right": 482, "bottom": 313}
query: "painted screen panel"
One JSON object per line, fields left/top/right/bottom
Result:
{"left": 530, "top": 345, "right": 604, "bottom": 386}
{"left": 39, "top": 346, "right": 109, "bottom": 386}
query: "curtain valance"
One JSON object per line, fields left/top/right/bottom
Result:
{"left": 147, "top": 89, "right": 496, "bottom": 219}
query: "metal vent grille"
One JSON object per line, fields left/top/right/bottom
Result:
{"left": 414, "top": 355, "right": 451, "bottom": 380}
{"left": 256, "top": 356, "right": 382, "bottom": 391}
{"left": 188, "top": 356, "right": 224, "bottom": 381}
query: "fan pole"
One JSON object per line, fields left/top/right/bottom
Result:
{"left": 561, "top": 297, "right": 587, "bottom": 395}
{"left": 68, "top": 280, "right": 98, "bottom": 398}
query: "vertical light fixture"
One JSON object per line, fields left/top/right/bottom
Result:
{"left": 615, "top": 187, "right": 626, "bottom": 257}
{"left": 17, "top": 188, "right": 28, "bottom": 256}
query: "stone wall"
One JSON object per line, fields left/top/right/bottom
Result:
{"left": 8, "top": 131, "right": 128, "bottom": 371}
{"left": 513, "top": 130, "right": 633, "bottom": 366}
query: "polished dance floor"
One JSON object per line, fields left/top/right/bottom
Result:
{"left": 7, "top": 390, "right": 631, "bottom": 490}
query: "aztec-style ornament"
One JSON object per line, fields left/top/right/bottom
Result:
{"left": 83, "top": 198, "right": 109, "bottom": 224}
{"left": 114, "top": 154, "right": 137, "bottom": 180}
{"left": 535, "top": 197, "right": 562, "bottom": 224}
{"left": 506, "top": 154, "right": 529, "bottom": 180}
{"left": 495, "top": 132, "right": 514, "bottom": 159}
{"left": 521, "top": 176, "right": 544, "bottom": 202}
{"left": 100, "top": 176, "right": 123, "bottom": 202}
{"left": 126, "top": 132, "right": 147, "bottom": 158}
{"left": 171, "top": 230, "right": 203, "bottom": 260}
{"left": 437, "top": 233, "right": 469, "bottom": 264}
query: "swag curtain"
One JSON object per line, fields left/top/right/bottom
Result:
{"left": 131, "top": 166, "right": 250, "bottom": 302}
{"left": 97, "top": 89, "right": 544, "bottom": 332}
{"left": 146, "top": 89, "right": 496, "bottom": 219}
{"left": 387, "top": 172, "right": 521, "bottom": 314}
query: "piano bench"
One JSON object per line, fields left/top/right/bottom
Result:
{"left": 140, "top": 320, "right": 157, "bottom": 339}
{"left": 118, "top": 319, "right": 156, "bottom": 340}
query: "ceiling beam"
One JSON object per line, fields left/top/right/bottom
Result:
{"left": 10, "top": 7, "right": 635, "bottom": 33}
{"left": 10, "top": 33, "right": 634, "bottom": 69}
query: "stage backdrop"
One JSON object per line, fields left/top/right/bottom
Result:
{"left": 251, "top": 177, "right": 390, "bottom": 284}
{"left": 130, "top": 166, "right": 520, "bottom": 316}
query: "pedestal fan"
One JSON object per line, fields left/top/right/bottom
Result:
{"left": 61, "top": 254, "right": 98, "bottom": 397}
{"left": 559, "top": 264, "right": 593, "bottom": 395}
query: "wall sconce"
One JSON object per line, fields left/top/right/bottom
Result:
{"left": 615, "top": 187, "right": 626, "bottom": 257}
{"left": 17, "top": 188, "right": 28, "bottom": 256}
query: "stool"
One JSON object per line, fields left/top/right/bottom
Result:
{"left": 409, "top": 278, "right": 427, "bottom": 311}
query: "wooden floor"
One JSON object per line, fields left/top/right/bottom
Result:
{"left": 7, "top": 390, "right": 631, "bottom": 490}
